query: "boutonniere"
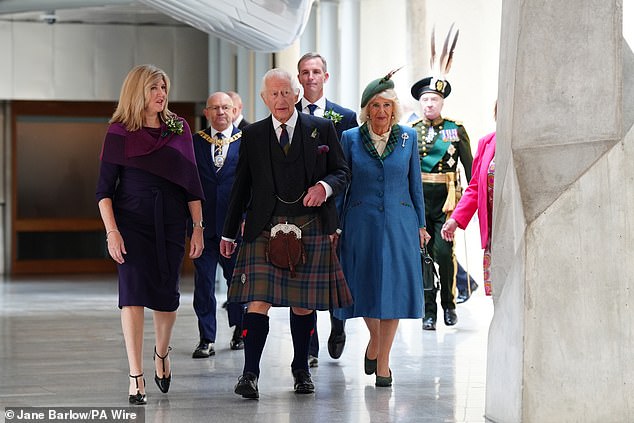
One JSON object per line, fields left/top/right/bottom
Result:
{"left": 162, "top": 116, "right": 184, "bottom": 137}
{"left": 323, "top": 109, "right": 343, "bottom": 125}
{"left": 317, "top": 144, "right": 330, "bottom": 155}
{"left": 311, "top": 128, "right": 319, "bottom": 139}
{"left": 401, "top": 132, "right": 409, "bottom": 148}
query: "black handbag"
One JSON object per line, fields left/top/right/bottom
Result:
{"left": 421, "top": 244, "right": 438, "bottom": 291}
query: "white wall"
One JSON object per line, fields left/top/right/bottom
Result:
{"left": 0, "top": 21, "right": 208, "bottom": 101}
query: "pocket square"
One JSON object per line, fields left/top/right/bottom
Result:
{"left": 317, "top": 145, "right": 329, "bottom": 155}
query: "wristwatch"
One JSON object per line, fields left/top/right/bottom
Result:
{"left": 192, "top": 221, "right": 205, "bottom": 229}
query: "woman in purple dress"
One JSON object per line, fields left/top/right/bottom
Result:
{"left": 96, "top": 64, "right": 204, "bottom": 405}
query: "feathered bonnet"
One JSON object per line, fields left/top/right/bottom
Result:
{"left": 411, "top": 23, "right": 459, "bottom": 99}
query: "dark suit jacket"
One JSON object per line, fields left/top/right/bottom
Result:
{"left": 237, "top": 118, "right": 250, "bottom": 130}
{"left": 295, "top": 99, "right": 358, "bottom": 140}
{"left": 222, "top": 113, "right": 350, "bottom": 242}
{"left": 192, "top": 125, "right": 241, "bottom": 239}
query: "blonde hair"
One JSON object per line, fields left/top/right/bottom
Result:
{"left": 359, "top": 88, "right": 403, "bottom": 124}
{"left": 110, "top": 64, "right": 175, "bottom": 131}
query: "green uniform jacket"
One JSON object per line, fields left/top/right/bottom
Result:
{"left": 412, "top": 116, "right": 473, "bottom": 180}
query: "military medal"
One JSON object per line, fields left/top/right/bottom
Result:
{"left": 214, "top": 153, "right": 225, "bottom": 168}
{"left": 425, "top": 126, "right": 436, "bottom": 143}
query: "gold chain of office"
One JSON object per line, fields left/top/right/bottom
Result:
{"left": 197, "top": 130, "right": 242, "bottom": 147}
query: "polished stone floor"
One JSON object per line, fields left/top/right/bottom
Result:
{"left": 0, "top": 273, "right": 493, "bottom": 423}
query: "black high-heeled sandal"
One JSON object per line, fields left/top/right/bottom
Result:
{"left": 128, "top": 373, "right": 147, "bottom": 405}
{"left": 154, "top": 346, "right": 172, "bottom": 393}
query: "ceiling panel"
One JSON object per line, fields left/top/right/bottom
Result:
{"left": 0, "top": 0, "right": 314, "bottom": 51}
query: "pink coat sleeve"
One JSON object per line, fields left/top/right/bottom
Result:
{"left": 450, "top": 132, "right": 496, "bottom": 249}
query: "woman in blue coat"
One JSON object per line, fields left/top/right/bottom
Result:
{"left": 334, "top": 72, "right": 430, "bottom": 387}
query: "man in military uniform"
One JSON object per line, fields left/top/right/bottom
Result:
{"left": 410, "top": 76, "right": 473, "bottom": 330}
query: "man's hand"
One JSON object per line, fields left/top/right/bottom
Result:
{"left": 303, "top": 183, "right": 327, "bottom": 207}
{"left": 220, "top": 239, "right": 237, "bottom": 258}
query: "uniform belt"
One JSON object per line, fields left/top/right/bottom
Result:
{"left": 421, "top": 172, "right": 460, "bottom": 214}
{"left": 421, "top": 172, "right": 456, "bottom": 184}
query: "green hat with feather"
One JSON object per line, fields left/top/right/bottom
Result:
{"left": 360, "top": 67, "right": 402, "bottom": 108}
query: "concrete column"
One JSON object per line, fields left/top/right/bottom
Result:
{"left": 488, "top": 1, "right": 633, "bottom": 422}
{"left": 218, "top": 39, "right": 235, "bottom": 92}
{"left": 299, "top": 1, "right": 318, "bottom": 53}
{"left": 338, "top": 0, "right": 360, "bottom": 111}
{"left": 274, "top": 40, "right": 300, "bottom": 75}
{"left": 318, "top": 0, "right": 339, "bottom": 101}
{"left": 235, "top": 46, "right": 253, "bottom": 121}
{"left": 253, "top": 52, "right": 273, "bottom": 120}
{"left": 207, "top": 35, "right": 220, "bottom": 94}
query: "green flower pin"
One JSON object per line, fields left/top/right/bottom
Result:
{"left": 323, "top": 109, "right": 343, "bottom": 125}
{"left": 163, "top": 117, "right": 184, "bottom": 137}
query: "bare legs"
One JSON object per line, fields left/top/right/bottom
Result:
{"left": 153, "top": 310, "right": 176, "bottom": 379}
{"left": 363, "top": 318, "right": 399, "bottom": 377}
{"left": 122, "top": 306, "right": 145, "bottom": 395}
{"left": 121, "top": 306, "right": 176, "bottom": 395}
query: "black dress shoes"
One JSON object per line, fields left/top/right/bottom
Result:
{"left": 192, "top": 340, "right": 215, "bottom": 358}
{"left": 327, "top": 330, "right": 346, "bottom": 359}
{"left": 328, "top": 315, "right": 346, "bottom": 359}
{"left": 234, "top": 372, "right": 259, "bottom": 399}
{"left": 422, "top": 317, "right": 436, "bottom": 331}
{"left": 229, "top": 327, "right": 244, "bottom": 350}
{"left": 444, "top": 309, "right": 458, "bottom": 326}
{"left": 292, "top": 369, "right": 315, "bottom": 394}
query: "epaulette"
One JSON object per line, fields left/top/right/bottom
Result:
{"left": 409, "top": 117, "right": 425, "bottom": 127}
{"left": 444, "top": 117, "right": 464, "bottom": 126}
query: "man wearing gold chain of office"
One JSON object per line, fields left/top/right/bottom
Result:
{"left": 410, "top": 25, "right": 473, "bottom": 330}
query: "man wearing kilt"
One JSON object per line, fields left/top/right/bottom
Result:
{"left": 220, "top": 68, "right": 352, "bottom": 399}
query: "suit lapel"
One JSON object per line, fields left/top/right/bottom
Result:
{"left": 198, "top": 128, "right": 217, "bottom": 180}
{"left": 325, "top": 99, "right": 333, "bottom": 113}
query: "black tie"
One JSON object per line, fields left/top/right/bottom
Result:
{"left": 307, "top": 104, "right": 317, "bottom": 115}
{"left": 279, "top": 124, "right": 289, "bottom": 154}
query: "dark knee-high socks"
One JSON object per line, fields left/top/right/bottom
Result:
{"left": 242, "top": 312, "right": 269, "bottom": 376}
{"left": 290, "top": 310, "right": 315, "bottom": 372}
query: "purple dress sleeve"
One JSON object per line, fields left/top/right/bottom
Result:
{"left": 95, "top": 161, "right": 120, "bottom": 202}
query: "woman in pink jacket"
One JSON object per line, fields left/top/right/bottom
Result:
{"left": 441, "top": 131, "right": 496, "bottom": 295}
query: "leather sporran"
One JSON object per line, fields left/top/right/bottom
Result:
{"left": 266, "top": 223, "right": 306, "bottom": 277}
{"left": 421, "top": 244, "right": 438, "bottom": 291}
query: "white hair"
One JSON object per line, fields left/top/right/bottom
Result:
{"left": 260, "top": 68, "right": 301, "bottom": 95}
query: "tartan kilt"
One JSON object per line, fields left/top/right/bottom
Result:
{"left": 228, "top": 214, "right": 353, "bottom": 310}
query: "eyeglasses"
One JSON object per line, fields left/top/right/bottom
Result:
{"left": 206, "top": 105, "right": 232, "bottom": 112}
